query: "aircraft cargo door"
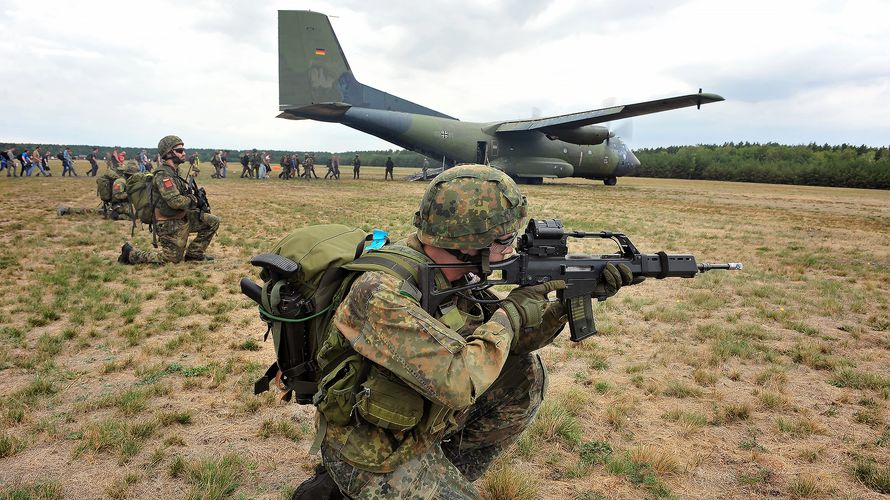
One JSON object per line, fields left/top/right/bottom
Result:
{"left": 476, "top": 141, "right": 488, "bottom": 164}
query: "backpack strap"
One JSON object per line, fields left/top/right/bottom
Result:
{"left": 344, "top": 245, "right": 445, "bottom": 304}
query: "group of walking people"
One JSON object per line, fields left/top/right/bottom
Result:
{"left": 238, "top": 151, "right": 364, "bottom": 180}
{"left": 1, "top": 146, "right": 77, "bottom": 177}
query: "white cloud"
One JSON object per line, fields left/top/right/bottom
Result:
{"left": 1, "top": 0, "right": 888, "bottom": 150}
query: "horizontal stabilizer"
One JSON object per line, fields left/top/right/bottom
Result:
{"left": 277, "top": 103, "right": 351, "bottom": 122}
{"left": 495, "top": 92, "right": 724, "bottom": 134}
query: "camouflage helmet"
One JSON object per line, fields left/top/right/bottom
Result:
{"left": 414, "top": 164, "right": 527, "bottom": 250}
{"left": 157, "top": 135, "right": 183, "bottom": 157}
{"left": 122, "top": 160, "right": 139, "bottom": 175}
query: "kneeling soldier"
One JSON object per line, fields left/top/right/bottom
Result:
{"left": 119, "top": 135, "right": 220, "bottom": 265}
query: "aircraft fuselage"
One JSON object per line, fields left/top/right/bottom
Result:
{"left": 335, "top": 107, "right": 639, "bottom": 181}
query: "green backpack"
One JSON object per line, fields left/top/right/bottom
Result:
{"left": 125, "top": 172, "right": 154, "bottom": 225}
{"left": 96, "top": 170, "right": 119, "bottom": 203}
{"left": 240, "top": 224, "right": 428, "bottom": 404}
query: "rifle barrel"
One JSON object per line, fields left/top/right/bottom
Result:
{"left": 698, "top": 262, "right": 743, "bottom": 272}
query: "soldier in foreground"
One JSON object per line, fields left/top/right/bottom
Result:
{"left": 119, "top": 135, "right": 220, "bottom": 265}
{"left": 293, "top": 165, "right": 637, "bottom": 498}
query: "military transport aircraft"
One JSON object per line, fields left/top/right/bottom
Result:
{"left": 277, "top": 10, "right": 724, "bottom": 185}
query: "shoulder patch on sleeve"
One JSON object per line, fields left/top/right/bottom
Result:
{"left": 162, "top": 177, "right": 175, "bottom": 190}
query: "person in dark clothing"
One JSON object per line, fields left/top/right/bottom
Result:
{"left": 240, "top": 152, "right": 252, "bottom": 178}
{"left": 384, "top": 156, "right": 395, "bottom": 180}
{"left": 0, "top": 149, "right": 11, "bottom": 176}
{"left": 86, "top": 148, "right": 100, "bottom": 176}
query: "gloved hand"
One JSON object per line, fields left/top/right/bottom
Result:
{"left": 510, "top": 300, "right": 567, "bottom": 354}
{"left": 594, "top": 263, "right": 639, "bottom": 297}
{"left": 500, "top": 280, "right": 566, "bottom": 334}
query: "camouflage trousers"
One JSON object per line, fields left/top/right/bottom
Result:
{"left": 66, "top": 203, "right": 132, "bottom": 220}
{"left": 128, "top": 211, "right": 220, "bottom": 264}
{"left": 322, "top": 352, "right": 547, "bottom": 500}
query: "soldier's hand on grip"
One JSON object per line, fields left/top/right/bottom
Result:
{"left": 510, "top": 299, "right": 567, "bottom": 355}
{"left": 500, "top": 280, "right": 566, "bottom": 335}
{"left": 594, "top": 263, "right": 639, "bottom": 298}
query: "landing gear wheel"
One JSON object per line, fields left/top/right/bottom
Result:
{"left": 604, "top": 177, "right": 617, "bottom": 186}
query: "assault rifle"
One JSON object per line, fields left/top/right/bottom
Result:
{"left": 186, "top": 164, "right": 211, "bottom": 214}
{"left": 419, "top": 219, "right": 742, "bottom": 342}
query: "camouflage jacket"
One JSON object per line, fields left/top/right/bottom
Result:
{"left": 318, "top": 235, "right": 515, "bottom": 472}
{"left": 151, "top": 164, "right": 192, "bottom": 219}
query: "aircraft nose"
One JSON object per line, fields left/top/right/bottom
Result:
{"left": 616, "top": 150, "right": 640, "bottom": 176}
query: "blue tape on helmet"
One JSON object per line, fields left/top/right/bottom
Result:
{"left": 367, "top": 229, "right": 388, "bottom": 250}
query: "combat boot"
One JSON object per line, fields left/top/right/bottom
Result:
{"left": 291, "top": 464, "right": 343, "bottom": 500}
{"left": 118, "top": 243, "right": 133, "bottom": 264}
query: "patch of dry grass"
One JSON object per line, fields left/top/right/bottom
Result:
{"left": 1, "top": 172, "right": 888, "bottom": 498}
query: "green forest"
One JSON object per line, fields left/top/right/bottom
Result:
{"left": 633, "top": 143, "right": 890, "bottom": 189}
{"left": 3, "top": 142, "right": 888, "bottom": 189}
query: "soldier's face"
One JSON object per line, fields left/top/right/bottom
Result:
{"left": 170, "top": 146, "right": 186, "bottom": 165}
{"left": 459, "top": 233, "right": 517, "bottom": 264}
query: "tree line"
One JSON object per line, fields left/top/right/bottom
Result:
{"left": 632, "top": 142, "right": 890, "bottom": 189}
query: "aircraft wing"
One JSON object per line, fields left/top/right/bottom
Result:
{"left": 495, "top": 92, "right": 724, "bottom": 133}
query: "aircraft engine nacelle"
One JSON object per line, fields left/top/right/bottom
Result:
{"left": 543, "top": 125, "right": 612, "bottom": 145}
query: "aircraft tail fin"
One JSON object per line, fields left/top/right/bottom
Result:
{"left": 278, "top": 10, "right": 455, "bottom": 120}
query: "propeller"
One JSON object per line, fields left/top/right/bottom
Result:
{"left": 601, "top": 96, "right": 634, "bottom": 146}
{"left": 612, "top": 119, "right": 634, "bottom": 143}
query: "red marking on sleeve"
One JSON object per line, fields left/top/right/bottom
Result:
{"left": 163, "top": 178, "right": 174, "bottom": 189}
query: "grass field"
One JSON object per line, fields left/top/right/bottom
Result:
{"left": 1, "top": 161, "right": 888, "bottom": 499}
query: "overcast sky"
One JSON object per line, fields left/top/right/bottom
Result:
{"left": 2, "top": 0, "right": 889, "bottom": 152}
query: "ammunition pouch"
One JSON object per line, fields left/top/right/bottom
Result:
{"left": 356, "top": 367, "right": 425, "bottom": 432}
